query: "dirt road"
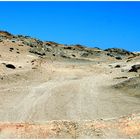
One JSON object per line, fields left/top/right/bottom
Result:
{"left": 0, "top": 61, "right": 140, "bottom": 122}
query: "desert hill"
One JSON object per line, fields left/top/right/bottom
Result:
{"left": 0, "top": 31, "right": 140, "bottom": 138}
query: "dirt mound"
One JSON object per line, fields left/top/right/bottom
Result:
{"left": 113, "top": 76, "right": 140, "bottom": 97}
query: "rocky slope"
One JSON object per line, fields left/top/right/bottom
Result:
{"left": 0, "top": 31, "right": 140, "bottom": 138}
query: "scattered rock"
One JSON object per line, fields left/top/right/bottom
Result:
{"left": 105, "top": 48, "right": 133, "bottom": 55}
{"left": 105, "top": 48, "right": 134, "bottom": 60}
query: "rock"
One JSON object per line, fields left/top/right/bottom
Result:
{"left": 9, "top": 47, "right": 14, "bottom": 52}
{"left": 115, "top": 56, "right": 122, "bottom": 60}
{"left": 10, "top": 47, "right": 14, "bottom": 50}
{"left": 115, "top": 65, "right": 121, "bottom": 68}
{"left": 114, "top": 76, "right": 128, "bottom": 79}
{"left": 107, "top": 53, "right": 114, "bottom": 57}
{"left": 72, "top": 54, "right": 76, "bottom": 57}
{"left": 0, "top": 39, "right": 3, "bottom": 42}
{"left": 129, "top": 64, "right": 140, "bottom": 72}
{"left": 126, "top": 59, "right": 132, "bottom": 62}
{"left": 29, "top": 48, "right": 46, "bottom": 56}
{"left": 81, "top": 52, "right": 89, "bottom": 57}
{"left": 64, "top": 46, "right": 72, "bottom": 50}
{"left": 45, "top": 41, "right": 59, "bottom": 47}
{"left": 5, "top": 64, "right": 16, "bottom": 69}
{"left": 60, "top": 54, "right": 70, "bottom": 58}
{"left": 18, "top": 44, "right": 24, "bottom": 46}
{"left": 11, "top": 40, "right": 16, "bottom": 43}
{"left": 121, "top": 69, "right": 125, "bottom": 72}
{"left": 32, "top": 67, "right": 37, "bottom": 69}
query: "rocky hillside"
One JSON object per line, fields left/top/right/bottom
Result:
{"left": 0, "top": 31, "right": 137, "bottom": 61}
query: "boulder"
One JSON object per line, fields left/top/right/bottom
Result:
{"left": 129, "top": 64, "right": 140, "bottom": 72}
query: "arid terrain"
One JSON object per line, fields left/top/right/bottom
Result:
{"left": 0, "top": 31, "right": 140, "bottom": 138}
